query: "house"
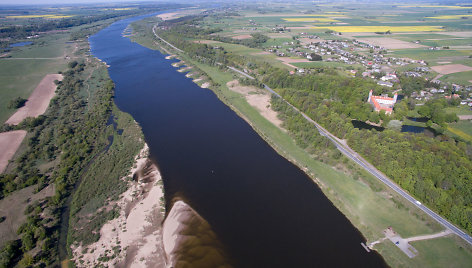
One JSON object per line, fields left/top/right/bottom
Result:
{"left": 377, "top": 81, "right": 393, "bottom": 87}
{"left": 368, "top": 90, "right": 398, "bottom": 114}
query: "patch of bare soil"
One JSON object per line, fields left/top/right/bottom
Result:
{"left": 6, "top": 74, "right": 63, "bottom": 125}
{"left": 0, "top": 130, "right": 27, "bottom": 173}
{"left": 441, "top": 31, "right": 472, "bottom": 38}
{"left": 193, "top": 40, "right": 220, "bottom": 44}
{"left": 267, "top": 33, "right": 292, "bottom": 38}
{"left": 431, "top": 64, "right": 472, "bottom": 75}
{"left": 277, "top": 57, "right": 311, "bottom": 63}
{"left": 227, "top": 80, "right": 283, "bottom": 128}
{"left": 232, "top": 34, "right": 252, "bottom": 40}
{"left": 157, "top": 12, "right": 180, "bottom": 21}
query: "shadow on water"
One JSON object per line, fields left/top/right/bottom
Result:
{"left": 89, "top": 13, "right": 388, "bottom": 267}
{"left": 352, "top": 120, "right": 384, "bottom": 132}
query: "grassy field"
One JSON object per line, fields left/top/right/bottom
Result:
{"left": 447, "top": 121, "right": 472, "bottom": 141}
{"left": 0, "top": 33, "right": 71, "bottom": 124}
{"left": 204, "top": 41, "right": 291, "bottom": 70}
{"left": 439, "top": 71, "right": 472, "bottom": 85}
{"left": 444, "top": 106, "right": 472, "bottom": 115}
{"left": 389, "top": 48, "right": 471, "bottom": 61}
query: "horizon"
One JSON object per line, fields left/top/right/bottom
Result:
{"left": 0, "top": 0, "right": 464, "bottom": 6}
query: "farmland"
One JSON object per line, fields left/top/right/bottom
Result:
{"left": 311, "top": 26, "right": 445, "bottom": 32}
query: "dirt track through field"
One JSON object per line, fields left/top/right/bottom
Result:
{"left": 5, "top": 74, "right": 62, "bottom": 125}
{"left": 0, "top": 130, "right": 26, "bottom": 173}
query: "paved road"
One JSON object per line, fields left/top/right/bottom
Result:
{"left": 152, "top": 25, "right": 183, "bottom": 53}
{"left": 227, "top": 67, "right": 472, "bottom": 246}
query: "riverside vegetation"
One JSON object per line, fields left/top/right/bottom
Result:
{"left": 133, "top": 10, "right": 472, "bottom": 267}
{"left": 0, "top": 4, "right": 181, "bottom": 266}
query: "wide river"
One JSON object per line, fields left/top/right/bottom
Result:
{"left": 90, "top": 13, "right": 387, "bottom": 267}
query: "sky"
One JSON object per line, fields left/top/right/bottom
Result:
{"left": 0, "top": 0, "right": 158, "bottom": 5}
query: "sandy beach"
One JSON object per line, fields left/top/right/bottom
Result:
{"left": 71, "top": 144, "right": 166, "bottom": 267}
{"left": 227, "top": 80, "right": 284, "bottom": 129}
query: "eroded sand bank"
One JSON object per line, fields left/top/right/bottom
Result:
{"left": 72, "top": 144, "right": 166, "bottom": 267}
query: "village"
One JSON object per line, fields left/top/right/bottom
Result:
{"left": 263, "top": 29, "right": 472, "bottom": 108}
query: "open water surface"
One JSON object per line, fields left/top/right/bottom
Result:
{"left": 90, "top": 13, "right": 387, "bottom": 267}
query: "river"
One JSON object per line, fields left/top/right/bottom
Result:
{"left": 89, "top": 13, "right": 387, "bottom": 267}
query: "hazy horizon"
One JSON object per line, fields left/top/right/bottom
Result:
{"left": 0, "top": 0, "right": 462, "bottom": 6}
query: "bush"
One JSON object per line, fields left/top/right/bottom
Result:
{"left": 7, "top": 97, "right": 27, "bottom": 109}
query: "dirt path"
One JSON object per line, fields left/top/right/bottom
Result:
{"left": 0, "top": 130, "right": 27, "bottom": 173}
{"left": 6, "top": 74, "right": 63, "bottom": 125}
{"left": 405, "top": 229, "right": 452, "bottom": 242}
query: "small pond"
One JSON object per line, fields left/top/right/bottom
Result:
{"left": 10, "top": 41, "right": 32, "bottom": 47}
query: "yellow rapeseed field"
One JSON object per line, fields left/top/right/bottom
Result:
{"left": 310, "top": 25, "right": 444, "bottom": 32}
{"left": 284, "top": 17, "right": 340, "bottom": 22}
{"left": 426, "top": 14, "right": 472, "bottom": 19}
{"left": 6, "top": 14, "right": 73, "bottom": 19}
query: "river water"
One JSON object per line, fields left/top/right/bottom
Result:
{"left": 90, "top": 13, "right": 387, "bottom": 267}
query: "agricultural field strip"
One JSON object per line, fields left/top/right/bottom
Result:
{"left": 0, "top": 130, "right": 27, "bottom": 174}
{"left": 5, "top": 74, "right": 63, "bottom": 125}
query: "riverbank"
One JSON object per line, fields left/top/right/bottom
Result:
{"left": 71, "top": 143, "right": 166, "bottom": 267}
{"left": 139, "top": 18, "right": 472, "bottom": 267}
